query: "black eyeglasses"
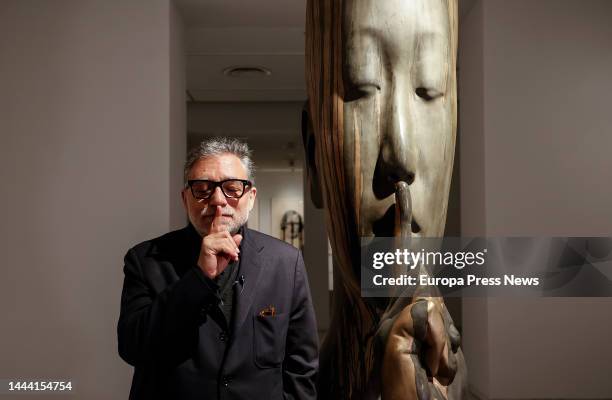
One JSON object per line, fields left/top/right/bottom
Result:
{"left": 186, "top": 179, "right": 252, "bottom": 200}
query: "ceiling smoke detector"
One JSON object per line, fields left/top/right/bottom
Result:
{"left": 223, "top": 66, "right": 272, "bottom": 78}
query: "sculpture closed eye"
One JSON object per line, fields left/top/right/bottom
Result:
{"left": 345, "top": 83, "right": 381, "bottom": 102}
{"left": 415, "top": 87, "right": 444, "bottom": 101}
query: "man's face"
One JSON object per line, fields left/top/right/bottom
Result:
{"left": 181, "top": 153, "right": 257, "bottom": 236}
{"left": 341, "top": 0, "right": 456, "bottom": 239}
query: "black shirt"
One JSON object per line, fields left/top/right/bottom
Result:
{"left": 213, "top": 256, "right": 241, "bottom": 328}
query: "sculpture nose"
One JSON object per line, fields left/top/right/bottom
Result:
{"left": 373, "top": 86, "right": 417, "bottom": 199}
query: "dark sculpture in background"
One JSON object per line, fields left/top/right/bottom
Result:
{"left": 303, "top": 0, "right": 467, "bottom": 399}
{"left": 280, "top": 210, "right": 304, "bottom": 250}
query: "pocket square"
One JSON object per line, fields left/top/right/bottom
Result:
{"left": 258, "top": 305, "right": 276, "bottom": 317}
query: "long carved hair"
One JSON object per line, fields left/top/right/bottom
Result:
{"left": 306, "top": 1, "right": 372, "bottom": 397}
{"left": 305, "top": 1, "right": 458, "bottom": 398}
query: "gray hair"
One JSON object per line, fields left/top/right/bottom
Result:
{"left": 184, "top": 137, "right": 255, "bottom": 184}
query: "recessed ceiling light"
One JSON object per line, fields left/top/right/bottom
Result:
{"left": 222, "top": 66, "right": 272, "bottom": 78}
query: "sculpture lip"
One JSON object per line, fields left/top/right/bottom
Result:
{"left": 371, "top": 203, "right": 421, "bottom": 237}
{"left": 371, "top": 205, "right": 396, "bottom": 237}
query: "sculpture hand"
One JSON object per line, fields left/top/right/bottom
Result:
{"left": 376, "top": 297, "right": 465, "bottom": 400}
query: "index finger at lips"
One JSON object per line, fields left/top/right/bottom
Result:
{"left": 210, "top": 205, "right": 224, "bottom": 233}
{"left": 394, "top": 181, "right": 412, "bottom": 238}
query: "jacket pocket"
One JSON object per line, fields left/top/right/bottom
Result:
{"left": 253, "top": 312, "right": 288, "bottom": 368}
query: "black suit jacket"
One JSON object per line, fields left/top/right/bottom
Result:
{"left": 117, "top": 225, "right": 318, "bottom": 400}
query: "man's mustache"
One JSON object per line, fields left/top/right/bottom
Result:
{"left": 202, "top": 211, "right": 235, "bottom": 217}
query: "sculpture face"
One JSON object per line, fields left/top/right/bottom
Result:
{"left": 305, "top": 0, "right": 457, "bottom": 283}
{"left": 342, "top": 0, "right": 456, "bottom": 240}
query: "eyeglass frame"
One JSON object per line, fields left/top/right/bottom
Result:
{"left": 186, "top": 179, "right": 253, "bottom": 200}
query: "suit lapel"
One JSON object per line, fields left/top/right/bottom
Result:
{"left": 232, "top": 227, "right": 265, "bottom": 337}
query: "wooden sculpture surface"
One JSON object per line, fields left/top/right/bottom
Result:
{"left": 304, "top": 0, "right": 467, "bottom": 398}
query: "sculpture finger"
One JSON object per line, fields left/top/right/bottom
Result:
{"left": 440, "top": 305, "right": 462, "bottom": 354}
{"left": 447, "top": 323, "right": 461, "bottom": 354}
{"left": 423, "top": 302, "right": 445, "bottom": 378}
{"left": 395, "top": 181, "right": 412, "bottom": 238}
{"left": 412, "top": 299, "right": 458, "bottom": 386}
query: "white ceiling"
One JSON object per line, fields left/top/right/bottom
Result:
{"left": 175, "top": 0, "right": 305, "bottom": 28}
{"left": 175, "top": 0, "right": 307, "bottom": 102}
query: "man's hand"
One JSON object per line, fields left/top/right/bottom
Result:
{"left": 197, "top": 206, "right": 242, "bottom": 279}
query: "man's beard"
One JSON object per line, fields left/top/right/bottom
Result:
{"left": 226, "top": 210, "right": 249, "bottom": 234}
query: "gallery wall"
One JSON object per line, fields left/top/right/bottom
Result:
{"left": 170, "top": 1, "right": 188, "bottom": 229}
{"left": 460, "top": 1, "right": 612, "bottom": 398}
{"left": 458, "top": 1, "right": 489, "bottom": 394}
{"left": 0, "top": 1, "right": 186, "bottom": 398}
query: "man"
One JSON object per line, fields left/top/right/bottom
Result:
{"left": 117, "top": 138, "right": 318, "bottom": 400}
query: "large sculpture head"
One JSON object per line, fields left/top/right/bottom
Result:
{"left": 304, "top": 0, "right": 458, "bottom": 289}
